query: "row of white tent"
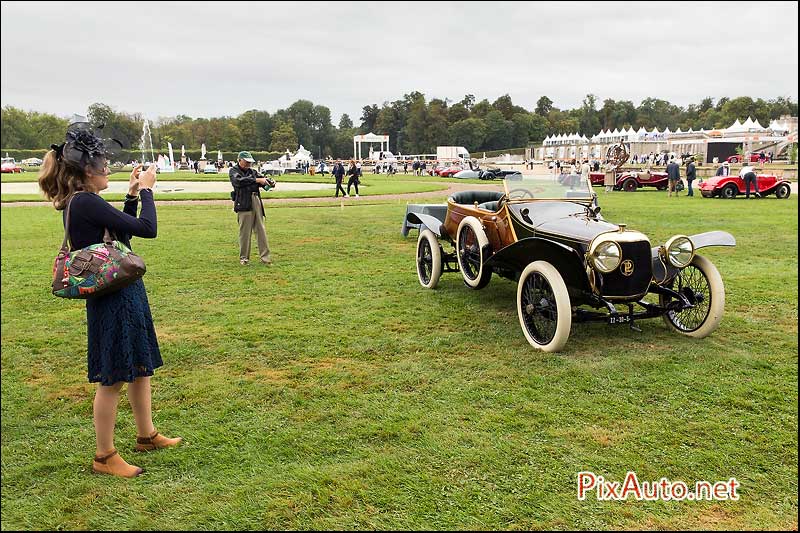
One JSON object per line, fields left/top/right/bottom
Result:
{"left": 543, "top": 117, "right": 793, "bottom": 145}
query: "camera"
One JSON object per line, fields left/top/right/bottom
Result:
{"left": 262, "top": 176, "right": 276, "bottom": 190}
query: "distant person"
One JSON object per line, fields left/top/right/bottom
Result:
{"left": 685, "top": 156, "right": 696, "bottom": 197}
{"left": 739, "top": 163, "right": 761, "bottom": 199}
{"left": 333, "top": 160, "right": 347, "bottom": 197}
{"left": 715, "top": 161, "right": 730, "bottom": 176}
{"left": 580, "top": 159, "right": 591, "bottom": 189}
{"left": 193, "top": 160, "right": 199, "bottom": 174}
{"left": 346, "top": 160, "right": 360, "bottom": 198}
{"left": 666, "top": 158, "right": 681, "bottom": 197}
{"left": 230, "top": 151, "right": 272, "bottom": 265}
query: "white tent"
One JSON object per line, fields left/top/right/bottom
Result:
{"left": 353, "top": 132, "right": 389, "bottom": 160}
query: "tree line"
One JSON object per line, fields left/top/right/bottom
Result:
{"left": 2, "top": 94, "right": 796, "bottom": 159}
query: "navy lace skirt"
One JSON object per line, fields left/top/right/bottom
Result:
{"left": 86, "top": 278, "right": 163, "bottom": 385}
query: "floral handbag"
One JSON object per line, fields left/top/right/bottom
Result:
{"left": 52, "top": 194, "right": 146, "bottom": 299}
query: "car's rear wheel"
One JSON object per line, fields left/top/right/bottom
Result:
{"left": 456, "top": 216, "right": 492, "bottom": 289}
{"left": 721, "top": 184, "right": 738, "bottom": 199}
{"left": 622, "top": 178, "right": 638, "bottom": 192}
{"left": 729, "top": 156, "right": 739, "bottom": 163}
{"left": 659, "top": 255, "right": 724, "bottom": 338}
{"left": 775, "top": 183, "right": 791, "bottom": 199}
{"left": 416, "top": 229, "right": 442, "bottom": 289}
{"left": 517, "top": 261, "right": 571, "bottom": 352}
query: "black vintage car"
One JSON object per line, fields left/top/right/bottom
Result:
{"left": 403, "top": 174, "right": 735, "bottom": 352}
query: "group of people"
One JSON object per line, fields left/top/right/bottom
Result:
{"left": 328, "top": 160, "right": 362, "bottom": 198}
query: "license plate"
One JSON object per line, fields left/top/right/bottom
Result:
{"left": 608, "top": 315, "right": 632, "bottom": 325}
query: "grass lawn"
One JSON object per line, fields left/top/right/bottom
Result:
{"left": 0, "top": 174, "right": 449, "bottom": 203}
{"left": 1, "top": 191, "right": 797, "bottom": 529}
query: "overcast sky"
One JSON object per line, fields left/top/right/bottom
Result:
{"left": 1, "top": 1, "right": 797, "bottom": 124}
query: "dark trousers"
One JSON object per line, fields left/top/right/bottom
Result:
{"left": 347, "top": 177, "right": 359, "bottom": 195}
{"left": 743, "top": 172, "right": 760, "bottom": 198}
{"left": 687, "top": 178, "right": 694, "bottom": 196}
{"left": 335, "top": 178, "right": 346, "bottom": 197}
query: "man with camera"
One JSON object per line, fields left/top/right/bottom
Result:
{"left": 230, "top": 151, "right": 275, "bottom": 265}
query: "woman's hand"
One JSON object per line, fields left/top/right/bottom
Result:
{"left": 139, "top": 164, "right": 158, "bottom": 189}
{"left": 128, "top": 164, "right": 143, "bottom": 196}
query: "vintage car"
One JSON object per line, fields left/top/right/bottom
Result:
{"left": 202, "top": 164, "right": 219, "bottom": 174}
{"left": 725, "top": 152, "right": 766, "bottom": 164}
{"left": 435, "top": 165, "right": 464, "bottom": 177}
{"left": 699, "top": 173, "right": 791, "bottom": 199}
{"left": 404, "top": 174, "right": 735, "bottom": 352}
{"left": 589, "top": 169, "right": 684, "bottom": 192}
{"left": 454, "top": 168, "right": 523, "bottom": 180}
{"left": 1, "top": 157, "right": 24, "bottom": 173}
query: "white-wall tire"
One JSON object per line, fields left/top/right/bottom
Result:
{"left": 660, "top": 254, "right": 725, "bottom": 338}
{"left": 416, "top": 229, "right": 442, "bottom": 289}
{"left": 456, "top": 216, "right": 492, "bottom": 289}
{"left": 517, "top": 261, "right": 572, "bottom": 352}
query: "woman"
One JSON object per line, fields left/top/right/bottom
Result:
{"left": 346, "top": 160, "right": 360, "bottom": 198}
{"left": 38, "top": 122, "right": 181, "bottom": 478}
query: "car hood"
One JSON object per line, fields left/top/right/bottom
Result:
{"left": 508, "top": 202, "right": 618, "bottom": 242}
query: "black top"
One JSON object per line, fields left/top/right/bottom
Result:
{"left": 686, "top": 162, "right": 696, "bottom": 180}
{"left": 229, "top": 164, "right": 264, "bottom": 213}
{"left": 63, "top": 189, "right": 157, "bottom": 251}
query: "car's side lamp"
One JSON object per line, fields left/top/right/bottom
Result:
{"left": 520, "top": 207, "right": 532, "bottom": 223}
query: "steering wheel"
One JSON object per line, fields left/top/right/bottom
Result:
{"left": 508, "top": 188, "right": 534, "bottom": 200}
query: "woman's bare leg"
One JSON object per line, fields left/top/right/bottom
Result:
{"left": 94, "top": 382, "right": 124, "bottom": 454}
{"left": 127, "top": 376, "right": 155, "bottom": 438}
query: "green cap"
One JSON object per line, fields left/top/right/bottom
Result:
{"left": 238, "top": 151, "right": 255, "bottom": 162}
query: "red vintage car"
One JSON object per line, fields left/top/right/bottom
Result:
{"left": 699, "top": 173, "right": 791, "bottom": 199}
{"left": 1, "top": 157, "right": 24, "bottom": 173}
{"left": 725, "top": 152, "right": 766, "bottom": 164}
{"left": 437, "top": 165, "right": 464, "bottom": 177}
{"left": 589, "top": 170, "right": 682, "bottom": 192}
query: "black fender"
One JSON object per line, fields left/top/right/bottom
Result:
{"left": 406, "top": 212, "right": 445, "bottom": 238}
{"left": 485, "top": 237, "right": 590, "bottom": 292}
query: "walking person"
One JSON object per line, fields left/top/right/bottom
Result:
{"left": 38, "top": 122, "right": 182, "bottom": 478}
{"left": 333, "top": 160, "right": 347, "bottom": 197}
{"left": 346, "top": 160, "right": 360, "bottom": 197}
{"left": 740, "top": 163, "right": 761, "bottom": 199}
{"left": 666, "top": 157, "right": 681, "bottom": 197}
{"left": 685, "top": 156, "right": 697, "bottom": 197}
{"left": 230, "top": 151, "right": 272, "bottom": 265}
{"left": 580, "top": 159, "right": 591, "bottom": 190}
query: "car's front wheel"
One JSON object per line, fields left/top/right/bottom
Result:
{"left": 775, "top": 183, "right": 791, "bottom": 199}
{"left": 416, "top": 229, "right": 442, "bottom": 289}
{"left": 456, "top": 216, "right": 492, "bottom": 289}
{"left": 622, "top": 178, "right": 638, "bottom": 192}
{"left": 659, "top": 255, "right": 725, "bottom": 338}
{"left": 720, "top": 183, "right": 738, "bottom": 199}
{"left": 516, "top": 261, "right": 572, "bottom": 352}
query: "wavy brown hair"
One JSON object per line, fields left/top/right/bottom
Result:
{"left": 37, "top": 150, "right": 100, "bottom": 210}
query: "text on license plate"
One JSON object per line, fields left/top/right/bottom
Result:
{"left": 608, "top": 315, "right": 632, "bottom": 324}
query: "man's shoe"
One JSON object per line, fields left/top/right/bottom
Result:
{"left": 262, "top": 260, "right": 273, "bottom": 266}
{"left": 756, "top": 192, "right": 762, "bottom": 198}
{"left": 355, "top": 194, "right": 360, "bottom": 198}
{"left": 345, "top": 194, "right": 350, "bottom": 198}
{"left": 240, "top": 259, "right": 249, "bottom": 266}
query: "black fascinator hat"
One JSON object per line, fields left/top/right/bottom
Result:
{"left": 51, "top": 115, "right": 126, "bottom": 173}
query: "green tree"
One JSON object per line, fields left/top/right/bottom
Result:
{"left": 535, "top": 96, "right": 553, "bottom": 116}
{"left": 483, "top": 110, "right": 512, "bottom": 150}
{"left": 448, "top": 118, "right": 486, "bottom": 151}
{"left": 269, "top": 121, "right": 298, "bottom": 152}
{"left": 360, "top": 104, "right": 379, "bottom": 132}
{"left": 338, "top": 114, "right": 353, "bottom": 129}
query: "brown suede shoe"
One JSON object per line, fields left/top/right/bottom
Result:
{"left": 135, "top": 429, "right": 182, "bottom": 452}
{"left": 92, "top": 449, "right": 143, "bottom": 478}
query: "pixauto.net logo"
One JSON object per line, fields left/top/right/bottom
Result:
{"left": 577, "top": 471, "right": 740, "bottom": 502}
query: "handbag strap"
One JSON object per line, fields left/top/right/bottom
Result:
{"left": 61, "top": 192, "right": 114, "bottom": 253}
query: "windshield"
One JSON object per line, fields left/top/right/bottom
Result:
{"left": 503, "top": 172, "right": 593, "bottom": 202}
